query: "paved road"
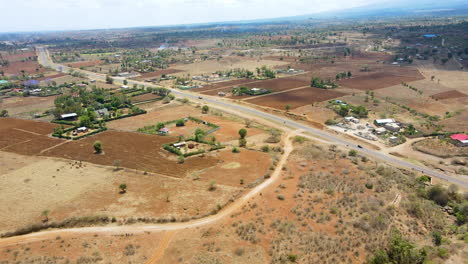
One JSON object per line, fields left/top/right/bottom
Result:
{"left": 36, "top": 47, "right": 468, "bottom": 187}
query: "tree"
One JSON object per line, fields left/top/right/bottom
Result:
{"left": 238, "top": 128, "right": 247, "bottom": 139}
{"left": 194, "top": 128, "right": 205, "bottom": 142}
{"left": 285, "top": 104, "right": 291, "bottom": 111}
{"left": 176, "top": 119, "right": 185, "bottom": 127}
{"left": 123, "top": 80, "right": 128, "bottom": 85}
{"left": 106, "top": 75, "right": 114, "bottom": 84}
{"left": 208, "top": 180, "right": 216, "bottom": 191}
{"left": 427, "top": 185, "right": 449, "bottom": 206}
{"left": 0, "top": 109, "right": 8, "bottom": 117}
{"left": 347, "top": 71, "right": 352, "bottom": 78}
{"left": 349, "top": 149, "right": 357, "bottom": 156}
{"left": 93, "top": 141, "right": 102, "bottom": 154}
{"left": 239, "top": 138, "right": 247, "bottom": 147}
{"left": 432, "top": 231, "right": 442, "bottom": 246}
{"left": 42, "top": 210, "right": 50, "bottom": 222}
{"left": 178, "top": 155, "right": 185, "bottom": 164}
{"left": 119, "top": 183, "right": 127, "bottom": 194}
{"left": 202, "top": 105, "right": 209, "bottom": 114}
{"left": 232, "top": 146, "right": 240, "bottom": 153}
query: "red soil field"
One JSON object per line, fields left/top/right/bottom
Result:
{"left": 338, "top": 68, "right": 424, "bottom": 90}
{"left": 130, "top": 93, "right": 162, "bottom": 103}
{"left": 246, "top": 87, "right": 346, "bottom": 110}
{"left": 0, "top": 118, "right": 61, "bottom": 154}
{"left": 195, "top": 78, "right": 256, "bottom": 92}
{"left": 66, "top": 60, "right": 102, "bottom": 68}
{"left": 431, "top": 90, "right": 468, "bottom": 100}
{"left": 3, "top": 52, "right": 36, "bottom": 60}
{"left": 37, "top": 73, "right": 68, "bottom": 81}
{"left": 41, "top": 130, "right": 219, "bottom": 177}
{"left": 134, "top": 69, "right": 183, "bottom": 80}
{"left": 201, "top": 76, "right": 309, "bottom": 96}
{"left": 1, "top": 61, "right": 46, "bottom": 76}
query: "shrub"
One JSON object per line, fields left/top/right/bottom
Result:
{"left": 239, "top": 138, "right": 247, "bottom": 147}
{"left": 232, "top": 147, "right": 240, "bottom": 153}
{"left": 261, "top": 145, "right": 270, "bottom": 152}
{"left": 293, "top": 136, "right": 306, "bottom": 143}
{"left": 365, "top": 182, "right": 373, "bottom": 189}
{"left": 427, "top": 185, "right": 449, "bottom": 206}
{"left": 119, "top": 184, "right": 127, "bottom": 194}
{"left": 178, "top": 156, "right": 185, "bottom": 164}
{"left": 238, "top": 128, "right": 247, "bottom": 139}
{"left": 348, "top": 149, "right": 357, "bottom": 157}
{"left": 93, "top": 141, "right": 102, "bottom": 154}
{"left": 202, "top": 105, "right": 209, "bottom": 114}
{"left": 432, "top": 231, "right": 442, "bottom": 246}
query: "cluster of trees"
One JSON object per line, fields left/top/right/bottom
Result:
{"left": 369, "top": 231, "right": 427, "bottom": 264}
{"left": 333, "top": 103, "right": 368, "bottom": 118}
{"left": 255, "top": 65, "right": 276, "bottom": 79}
{"left": 335, "top": 71, "right": 352, "bottom": 80}
{"left": 311, "top": 77, "right": 338, "bottom": 89}
{"left": 214, "top": 68, "right": 254, "bottom": 79}
{"left": 53, "top": 87, "right": 130, "bottom": 119}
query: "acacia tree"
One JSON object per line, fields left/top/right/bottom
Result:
{"left": 93, "top": 141, "right": 102, "bottom": 154}
{"left": 119, "top": 183, "right": 127, "bottom": 194}
{"left": 202, "top": 105, "right": 209, "bottom": 114}
{"left": 238, "top": 128, "right": 247, "bottom": 139}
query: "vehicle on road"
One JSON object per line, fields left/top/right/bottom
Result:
{"left": 357, "top": 145, "right": 363, "bottom": 149}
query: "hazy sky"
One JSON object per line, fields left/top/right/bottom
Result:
{"left": 0, "top": 0, "right": 386, "bottom": 32}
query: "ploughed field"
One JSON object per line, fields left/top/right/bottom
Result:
{"left": 338, "top": 68, "right": 424, "bottom": 90}
{"left": 245, "top": 87, "right": 346, "bottom": 110}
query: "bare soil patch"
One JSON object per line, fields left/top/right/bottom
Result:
{"left": 338, "top": 68, "right": 424, "bottom": 90}
{"left": 134, "top": 69, "right": 183, "bottom": 80}
{"left": 1, "top": 61, "right": 46, "bottom": 76}
{"left": 246, "top": 87, "right": 346, "bottom": 110}
{"left": 413, "top": 138, "right": 468, "bottom": 158}
{"left": 130, "top": 93, "right": 162, "bottom": 103}
{"left": 66, "top": 60, "right": 102, "bottom": 68}
{"left": 431, "top": 90, "right": 468, "bottom": 100}
{"left": 41, "top": 130, "right": 218, "bottom": 177}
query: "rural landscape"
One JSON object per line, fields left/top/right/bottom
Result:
{"left": 0, "top": 0, "right": 467, "bottom": 263}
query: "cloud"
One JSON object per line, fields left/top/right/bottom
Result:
{"left": 0, "top": 0, "right": 383, "bottom": 32}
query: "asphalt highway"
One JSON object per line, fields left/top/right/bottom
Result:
{"left": 36, "top": 47, "right": 468, "bottom": 187}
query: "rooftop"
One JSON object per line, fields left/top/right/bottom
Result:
{"left": 450, "top": 134, "right": 468, "bottom": 141}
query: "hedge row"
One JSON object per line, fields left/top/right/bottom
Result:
{"left": 103, "top": 110, "right": 146, "bottom": 122}
{"left": 188, "top": 116, "right": 219, "bottom": 128}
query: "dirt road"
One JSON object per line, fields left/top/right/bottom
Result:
{"left": 0, "top": 130, "right": 299, "bottom": 247}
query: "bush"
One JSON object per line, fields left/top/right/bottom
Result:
{"left": 365, "top": 182, "right": 373, "bottom": 189}
{"left": 348, "top": 149, "right": 357, "bottom": 157}
{"left": 232, "top": 147, "right": 240, "bottom": 153}
{"left": 239, "top": 138, "right": 247, "bottom": 147}
{"left": 432, "top": 231, "right": 442, "bottom": 246}
{"left": 93, "top": 141, "right": 102, "bottom": 153}
{"left": 261, "top": 145, "right": 270, "bottom": 152}
{"left": 427, "top": 185, "right": 449, "bottom": 206}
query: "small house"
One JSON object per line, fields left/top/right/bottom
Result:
{"left": 374, "top": 119, "right": 395, "bottom": 126}
{"left": 344, "top": 116, "right": 359, "bottom": 123}
{"left": 173, "top": 142, "right": 186, "bottom": 148}
{"left": 159, "top": 127, "right": 170, "bottom": 134}
{"left": 60, "top": 113, "right": 78, "bottom": 120}
{"left": 218, "top": 92, "right": 226, "bottom": 97}
{"left": 77, "top": 127, "right": 88, "bottom": 133}
{"left": 384, "top": 123, "right": 401, "bottom": 132}
{"left": 450, "top": 134, "right": 468, "bottom": 147}
{"left": 389, "top": 136, "right": 399, "bottom": 144}
{"left": 121, "top": 85, "right": 129, "bottom": 89}
{"left": 374, "top": 127, "right": 386, "bottom": 135}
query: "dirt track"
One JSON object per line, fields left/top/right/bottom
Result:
{"left": 0, "top": 130, "right": 298, "bottom": 247}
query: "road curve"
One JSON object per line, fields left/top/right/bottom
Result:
{"left": 0, "top": 130, "right": 298, "bottom": 246}
{"left": 36, "top": 47, "right": 467, "bottom": 187}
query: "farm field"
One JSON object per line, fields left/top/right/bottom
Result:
{"left": 107, "top": 102, "right": 266, "bottom": 142}
{"left": 130, "top": 93, "right": 162, "bottom": 103}
{"left": 133, "top": 68, "right": 183, "bottom": 80}
{"left": 245, "top": 87, "right": 347, "bottom": 110}
{"left": 338, "top": 67, "right": 424, "bottom": 90}
{"left": 431, "top": 90, "right": 468, "bottom": 100}
{"left": 0, "top": 96, "right": 57, "bottom": 119}
{"left": 66, "top": 60, "right": 102, "bottom": 68}
{"left": 0, "top": 61, "right": 46, "bottom": 76}
{"left": 172, "top": 57, "right": 288, "bottom": 76}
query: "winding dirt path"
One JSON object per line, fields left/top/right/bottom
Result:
{"left": 0, "top": 130, "right": 299, "bottom": 248}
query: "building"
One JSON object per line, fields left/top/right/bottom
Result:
{"left": 0, "top": 80, "right": 9, "bottom": 85}
{"left": 374, "top": 119, "right": 395, "bottom": 126}
{"left": 450, "top": 134, "right": 468, "bottom": 147}
{"left": 77, "top": 127, "right": 88, "bottom": 133}
{"left": 60, "top": 113, "right": 78, "bottom": 120}
{"left": 344, "top": 116, "right": 359, "bottom": 123}
{"left": 121, "top": 85, "right": 129, "bottom": 89}
{"left": 218, "top": 92, "right": 226, "bottom": 97}
{"left": 374, "top": 127, "right": 386, "bottom": 135}
{"left": 159, "top": 127, "right": 170, "bottom": 134}
{"left": 389, "top": 136, "right": 399, "bottom": 144}
{"left": 173, "top": 142, "right": 186, "bottom": 148}
{"left": 384, "top": 123, "right": 401, "bottom": 132}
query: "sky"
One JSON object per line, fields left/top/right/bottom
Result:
{"left": 0, "top": 0, "right": 392, "bottom": 32}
